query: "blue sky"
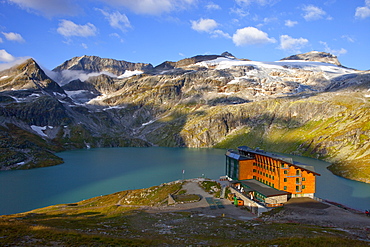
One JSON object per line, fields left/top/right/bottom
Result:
{"left": 0, "top": 0, "right": 369, "bottom": 70}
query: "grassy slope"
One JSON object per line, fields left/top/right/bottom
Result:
{"left": 0, "top": 181, "right": 367, "bottom": 246}
{"left": 188, "top": 92, "right": 370, "bottom": 183}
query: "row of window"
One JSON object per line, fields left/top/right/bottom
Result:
{"left": 283, "top": 177, "right": 306, "bottom": 182}
{"left": 253, "top": 162, "right": 276, "bottom": 173}
{"left": 283, "top": 169, "right": 302, "bottom": 175}
{"left": 253, "top": 175, "right": 307, "bottom": 192}
{"left": 253, "top": 169, "right": 275, "bottom": 180}
{"left": 282, "top": 185, "right": 306, "bottom": 191}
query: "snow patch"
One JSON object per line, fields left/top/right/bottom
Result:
{"left": 218, "top": 92, "right": 235, "bottom": 95}
{"left": 102, "top": 105, "right": 126, "bottom": 111}
{"left": 196, "top": 57, "right": 356, "bottom": 76}
{"left": 53, "top": 92, "right": 67, "bottom": 97}
{"left": 0, "top": 75, "right": 9, "bottom": 80}
{"left": 142, "top": 120, "right": 156, "bottom": 126}
{"left": 30, "top": 125, "right": 53, "bottom": 137}
{"left": 118, "top": 70, "right": 143, "bottom": 78}
{"left": 65, "top": 90, "right": 89, "bottom": 97}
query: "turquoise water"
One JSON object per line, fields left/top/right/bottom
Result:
{"left": 0, "top": 147, "right": 369, "bottom": 215}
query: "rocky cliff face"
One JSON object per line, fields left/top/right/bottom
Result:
{"left": 0, "top": 58, "right": 65, "bottom": 94}
{"left": 0, "top": 52, "right": 369, "bottom": 183}
{"left": 53, "top": 55, "right": 153, "bottom": 75}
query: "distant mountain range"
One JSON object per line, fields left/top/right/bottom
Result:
{"left": 0, "top": 51, "right": 369, "bottom": 183}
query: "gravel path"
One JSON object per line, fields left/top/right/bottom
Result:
{"left": 145, "top": 179, "right": 256, "bottom": 221}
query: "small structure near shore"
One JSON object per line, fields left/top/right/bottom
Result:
{"left": 225, "top": 146, "right": 320, "bottom": 215}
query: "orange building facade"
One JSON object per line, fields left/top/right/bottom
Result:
{"left": 226, "top": 146, "right": 320, "bottom": 198}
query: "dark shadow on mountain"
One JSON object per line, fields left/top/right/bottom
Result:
{"left": 207, "top": 97, "right": 250, "bottom": 106}
{"left": 324, "top": 72, "right": 370, "bottom": 92}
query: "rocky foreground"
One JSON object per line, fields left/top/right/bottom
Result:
{"left": 0, "top": 179, "right": 369, "bottom": 246}
{"left": 0, "top": 51, "right": 369, "bottom": 183}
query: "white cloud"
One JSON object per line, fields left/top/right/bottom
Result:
{"left": 257, "top": 17, "right": 278, "bottom": 27}
{"left": 8, "top": 0, "right": 80, "bottom": 17}
{"left": 57, "top": 20, "right": 98, "bottom": 37}
{"left": 2, "top": 32, "right": 25, "bottom": 42}
{"left": 99, "top": 0, "right": 196, "bottom": 15}
{"left": 232, "top": 27, "right": 276, "bottom": 46}
{"left": 302, "top": 5, "right": 326, "bottom": 21}
{"left": 285, "top": 20, "right": 298, "bottom": 27}
{"left": 320, "top": 41, "right": 347, "bottom": 56}
{"left": 236, "top": 0, "right": 278, "bottom": 6}
{"left": 0, "top": 37, "right": 3, "bottom": 43}
{"left": 97, "top": 9, "right": 131, "bottom": 32}
{"left": 110, "top": 33, "right": 124, "bottom": 43}
{"left": 211, "top": 30, "right": 231, "bottom": 39}
{"left": 341, "top": 35, "right": 355, "bottom": 43}
{"left": 206, "top": 2, "right": 221, "bottom": 10}
{"left": 355, "top": 4, "right": 370, "bottom": 19}
{"left": 0, "top": 49, "right": 16, "bottom": 62}
{"left": 279, "top": 35, "right": 308, "bottom": 52}
{"left": 191, "top": 18, "right": 218, "bottom": 32}
{"left": 81, "top": 43, "right": 88, "bottom": 49}
{"left": 230, "top": 7, "right": 249, "bottom": 17}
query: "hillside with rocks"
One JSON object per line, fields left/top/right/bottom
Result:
{"left": 0, "top": 51, "right": 369, "bottom": 183}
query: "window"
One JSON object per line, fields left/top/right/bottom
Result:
{"left": 284, "top": 170, "right": 288, "bottom": 174}
{"left": 283, "top": 186, "right": 287, "bottom": 190}
{"left": 302, "top": 177, "right": 306, "bottom": 181}
{"left": 281, "top": 163, "right": 285, "bottom": 168}
{"left": 296, "top": 186, "right": 300, "bottom": 192}
{"left": 253, "top": 169, "right": 256, "bottom": 173}
{"left": 296, "top": 170, "right": 300, "bottom": 176}
{"left": 302, "top": 185, "right": 306, "bottom": 189}
{"left": 296, "top": 178, "right": 300, "bottom": 184}
{"left": 272, "top": 176, "right": 274, "bottom": 180}
{"left": 284, "top": 178, "right": 287, "bottom": 182}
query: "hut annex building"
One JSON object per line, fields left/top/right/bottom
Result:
{"left": 225, "top": 146, "right": 320, "bottom": 215}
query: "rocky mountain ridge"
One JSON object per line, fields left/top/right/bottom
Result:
{"left": 0, "top": 51, "right": 369, "bottom": 183}
{"left": 280, "top": 51, "right": 342, "bottom": 66}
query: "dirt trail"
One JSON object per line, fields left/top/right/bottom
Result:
{"left": 144, "top": 179, "right": 256, "bottom": 221}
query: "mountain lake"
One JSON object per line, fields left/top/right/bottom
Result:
{"left": 0, "top": 147, "right": 369, "bottom": 215}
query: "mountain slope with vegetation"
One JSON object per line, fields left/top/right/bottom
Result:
{"left": 0, "top": 51, "right": 369, "bottom": 183}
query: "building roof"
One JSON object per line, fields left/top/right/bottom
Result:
{"left": 225, "top": 149, "right": 253, "bottom": 161}
{"left": 237, "top": 179, "right": 290, "bottom": 197}
{"left": 237, "top": 146, "right": 320, "bottom": 176}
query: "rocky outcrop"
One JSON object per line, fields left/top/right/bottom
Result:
{"left": 0, "top": 58, "right": 65, "bottom": 95}
{"left": 281, "top": 51, "right": 341, "bottom": 66}
{"left": 53, "top": 55, "right": 153, "bottom": 76}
